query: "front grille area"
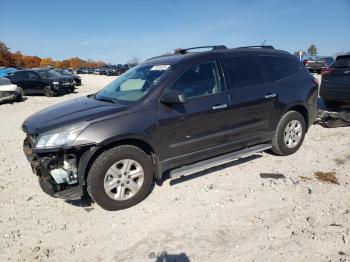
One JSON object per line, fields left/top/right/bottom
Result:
{"left": 0, "top": 91, "right": 15, "bottom": 97}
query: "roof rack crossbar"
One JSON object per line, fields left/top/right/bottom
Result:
{"left": 238, "top": 45, "right": 275, "bottom": 49}
{"left": 175, "top": 45, "right": 228, "bottom": 54}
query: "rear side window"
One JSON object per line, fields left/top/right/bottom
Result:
{"left": 14, "top": 71, "right": 28, "bottom": 81}
{"left": 222, "top": 56, "right": 265, "bottom": 89}
{"left": 331, "top": 57, "right": 350, "bottom": 69}
{"left": 261, "top": 56, "right": 301, "bottom": 82}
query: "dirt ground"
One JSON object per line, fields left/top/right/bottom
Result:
{"left": 0, "top": 75, "right": 349, "bottom": 262}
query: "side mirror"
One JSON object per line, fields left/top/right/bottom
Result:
{"left": 161, "top": 90, "right": 187, "bottom": 104}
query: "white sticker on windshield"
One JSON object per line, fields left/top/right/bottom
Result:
{"left": 150, "top": 65, "right": 170, "bottom": 71}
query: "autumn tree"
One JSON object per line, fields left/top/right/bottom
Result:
{"left": 0, "top": 41, "right": 15, "bottom": 67}
{"left": 22, "top": 55, "right": 41, "bottom": 68}
{"left": 53, "top": 60, "right": 63, "bottom": 68}
{"left": 11, "top": 51, "right": 25, "bottom": 68}
{"left": 0, "top": 41, "right": 107, "bottom": 69}
{"left": 68, "top": 57, "right": 83, "bottom": 68}
{"left": 307, "top": 44, "right": 318, "bottom": 56}
{"left": 40, "top": 57, "right": 53, "bottom": 68}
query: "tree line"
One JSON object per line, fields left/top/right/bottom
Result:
{"left": 0, "top": 41, "right": 106, "bottom": 69}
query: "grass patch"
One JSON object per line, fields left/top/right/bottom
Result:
{"left": 314, "top": 171, "right": 339, "bottom": 185}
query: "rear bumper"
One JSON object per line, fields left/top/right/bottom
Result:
{"left": 306, "top": 66, "right": 322, "bottom": 70}
{"left": 320, "top": 86, "right": 350, "bottom": 102}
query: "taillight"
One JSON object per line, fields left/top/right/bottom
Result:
{"left": 303, "top": 60, "right": 308, "bottom": 65}
{"left": 321, "top": 68, "right": 334, "bottom": 75}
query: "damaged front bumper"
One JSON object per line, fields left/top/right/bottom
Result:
{"left": 23, "top": 135, "right": 89, "bottom": 200}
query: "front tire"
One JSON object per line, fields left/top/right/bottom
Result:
{"left": 16, "top": 87, "right": 23, "bottom": 101}
{"left": 87, "top": 145, "right": 154, "bottom": 211}
{"left": 272, "top": 110, "right": 306, "bottom": 156}
{"left": 44, "top": 86, "right": 55, "bottom": 97}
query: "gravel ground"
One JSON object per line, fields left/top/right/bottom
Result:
{"left": 0, "top": 74, "right": 349, "bottom": 262}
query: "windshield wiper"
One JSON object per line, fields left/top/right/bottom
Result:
{"left": 95, "top": 96, "right": 117, "bottom": 104}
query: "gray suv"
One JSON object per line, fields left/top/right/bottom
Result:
{"left": 22, "top": 45, "right": 318, "bottom": 210}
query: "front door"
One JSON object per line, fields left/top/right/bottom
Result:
{"left": 158, "top": 61, "right": 231, "bottom": 163}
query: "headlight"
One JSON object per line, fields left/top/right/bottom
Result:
{"left": 35, "top": 122, "right": 89, "bottom": 149}
{"left": 52, "top": 81, "right": 59, "bottom": 85}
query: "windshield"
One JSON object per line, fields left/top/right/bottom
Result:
{"left": 95, "top": 64, "right": 170, "bottom": 102}
{"left": 58, "top": 69, "right": 71, "bottom": 75}
{"left": 37, "top": 70, "right": 61, "bottom": 78}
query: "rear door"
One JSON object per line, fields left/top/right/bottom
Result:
{"left": 221, "top": 55, "right": 277, "bottom": 144}
{"left": 27, "top": 71, "right": 45, "bottom": 94}
{"left": 158, "top": 61, "right": 231, "bottom": 161}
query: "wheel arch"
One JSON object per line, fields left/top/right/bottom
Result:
{"left": 79, "top": 137, "right": 158, "bottom": 184}
{"left": 284, "top": 103, "right": 309, "bottom": 130}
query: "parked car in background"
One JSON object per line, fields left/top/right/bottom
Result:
{"left": 302, "top": 55, "right": 327, "bottom": 74}
{"left": 0, "top": 77, "right": 22, "bottom": 103}
{"left": 320, "top": 55, "right": 350, "bottom": 106}
{"left": 0, "top": 67, "right": 18, "bottom": 77}
{"left": 321, "top": 56, "right": 335, "bottom": 68}
{"left": 79, "top": 68, "right": 94, "bottom": 74}
{"left": 54, "top": 69, "right": 82, "bottom": 86}
{"left": 94, "top": 67, "right": 111, "bottom": 75}
{"left": 21, "top": 45, "right": 318, "bottom": 210}
{"left": 8, "top": 69, "right": 74, "bottom": 96}
{"left": 75, "top": 68, "right": 83, "bottom": 74}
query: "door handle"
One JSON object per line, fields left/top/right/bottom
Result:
{"left": 265, "top": 93, "right": 277, "bottom": 99}
{"left": 212, "top": 104, "right": 228, "bottom": 110}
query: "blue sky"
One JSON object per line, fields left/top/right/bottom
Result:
{"left": 0, "top": 0, "right": 349, "bottom": 63}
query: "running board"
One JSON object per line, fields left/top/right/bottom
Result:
{"left": 169, "top": 143, "right": 271, "bottom": 179}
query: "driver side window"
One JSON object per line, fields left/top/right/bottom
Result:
{"left": 169, "top": 61, "right": 222, "bottom": 99}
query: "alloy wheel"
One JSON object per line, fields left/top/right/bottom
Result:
{"left": 283, "top": 120, "right": 303, "bottom": 148}
{"left": 103, "top": 159, "right": 144, "bottom": 201}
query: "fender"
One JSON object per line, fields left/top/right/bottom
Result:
{"left": 77, "top": 134, "right": 160, "bottom": 182}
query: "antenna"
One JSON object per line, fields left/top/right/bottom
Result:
{"left": 261, "top": 40, "right": 266, "bottom": 46}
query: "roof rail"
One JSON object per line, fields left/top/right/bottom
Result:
{"left": 237, "top": 45, "right": 275, "bottom": 49}
{"left": 174, "top": 45, "right": 228, "bottom": 54}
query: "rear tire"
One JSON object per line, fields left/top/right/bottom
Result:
{"left": 272, "top": 110, "right": 306, "bottom": 156}
{"left": 87, "top": 145, "right": 154, "bottom": 211}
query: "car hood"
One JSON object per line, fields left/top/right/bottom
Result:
{"left": 44, "top": 75, "right": 72, "bottom": 82}
{"left": 22, "top": 96, "right": 128, "bottom": 134}
{"left": 0, "top": 84, "right": 17, "bottom": 92}
{"left": 62, "top": 74, "right": 79, "bottom": 80}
